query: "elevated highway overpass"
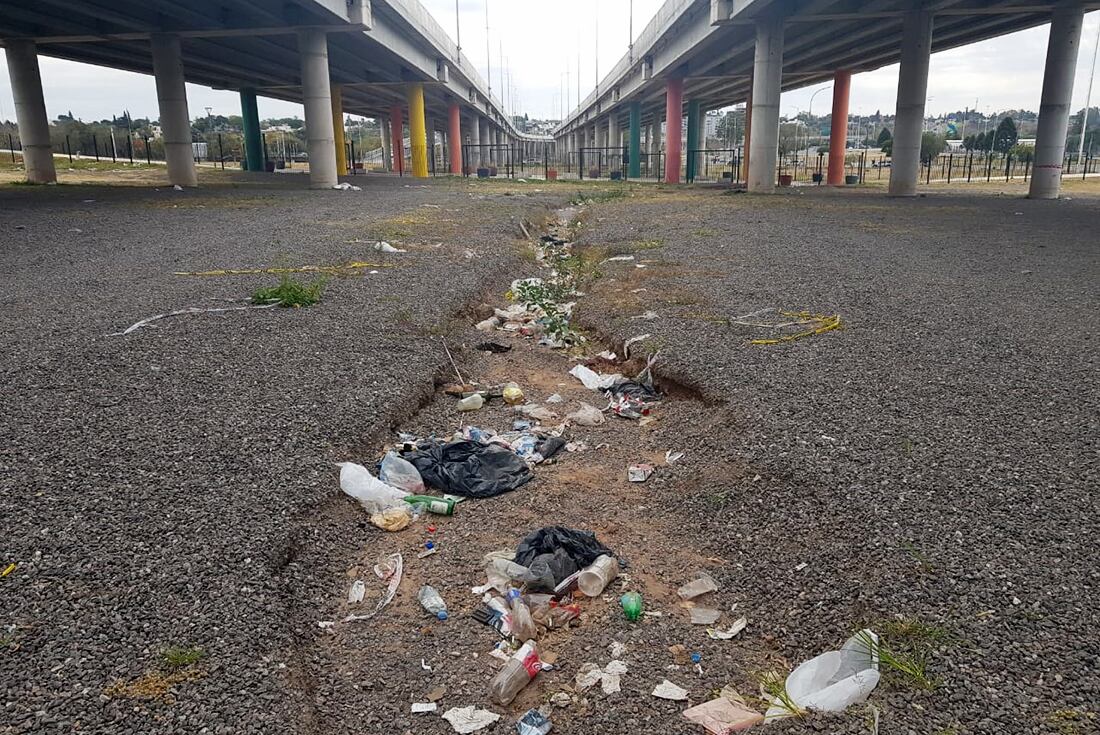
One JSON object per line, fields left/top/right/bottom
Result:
{"left": 554, "top": 0, "right": 1099, "bottom": 198}
{"left": 1, "top": 0, "right": 548, "bottom": 187}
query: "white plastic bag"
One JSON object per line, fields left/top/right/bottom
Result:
{"left": 766, "top": 629, "right": 880, "bottom": 721}
{"left": 569, "top": 364, "right": 622, "bottom": 390}
{"left": 566, "top": 402, "right": 605, "bottom": 426}
{"left": 338, "top": 462, "right": 408, "bottom": 514}
{"left": 379, "top": 451, "right": 424, "bottom": 494}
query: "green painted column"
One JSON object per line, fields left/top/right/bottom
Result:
{"left": 628, "top": 101, "right": 641, "bottom": 179}
{"left": 686, "top": 100, "right": 701, "bottom": 181}
{"left": 240, "top": 88, "right": 264, "bottom": 171}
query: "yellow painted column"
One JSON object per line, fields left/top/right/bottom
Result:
{"left": 331, "top": 83, "right": 347, "bottom": 174}
{"left": 406, "top": 83, "right": 429, "bottom": 178}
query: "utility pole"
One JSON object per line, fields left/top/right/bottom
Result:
{"left": 629, "top": 0, "right": 634, "bottom": 63}
{"left": 455, "top": 0, "right": 461, "bottom": 59}
{"left": 485, "top": 0, "right": 491, "bottom": 99}
{"left": 1077, "top": 18, "right": 1099, "bottom": 168}
{"left": 594, "top": 0, "right": 600, "bottom": 98}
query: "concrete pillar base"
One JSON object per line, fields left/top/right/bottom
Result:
{"left": 151, "top": 34, "right": 198, "bottom": 187}
{"left": 827, "top": 71, "right": 852, "bottom": 186}
{"left": 1028, "top": 5, "right": 1085, "bottom": 199}
{"left": 4, "top": 40, "right": 56, "bottom": 184}
{"left": 298, "top": 30, "right": 338, "bottom": 188}
{"left": 888, "top": 10, "right": 933, "bottom": 197}
{"left": 747, "top": 16, "right": 784, "bottom": 192}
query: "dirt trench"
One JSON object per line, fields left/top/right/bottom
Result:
{"left": 281, "top": 207, "right": 775, "bottom": 735}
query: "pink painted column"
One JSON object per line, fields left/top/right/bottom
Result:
{"left": 389, "top": 105, "right": 404, "bottom": 174}
{"left": 448, "top": 103, "right": 463, "bottom": 174}
{"left": 827, "top": 70, "right": 852, "bottom": 185}
{"left": 664, "top": 76, "right": 684, "bottom": 183}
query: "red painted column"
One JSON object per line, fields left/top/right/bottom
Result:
{"left": 389, "top": 105, "right": 404, "bottom": 174}
{"left": 447, "top": 103, "right": 462, "bottom": 175}
{"left": 664, "top": 76, "right": 684, "bottom": 183}
{"left": 827, "top": 70, "right": 852, "bottom": 185}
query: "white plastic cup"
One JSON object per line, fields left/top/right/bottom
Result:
{"left": 577, "top": 555, "right": 618, "bottom": 597}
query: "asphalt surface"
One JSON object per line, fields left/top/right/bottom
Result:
{"left": 0, "top": 172, "right": 569, "bottom": 734}
{"left": 570, "top": 185, "right": 1100, "bottom": 734}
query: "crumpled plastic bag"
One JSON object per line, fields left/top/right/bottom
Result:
{"left": 515, "top": 526, "right": 613, "bottom": 585}
{"left": 566, "top": 402, "right": 605, "bottom": 426}
{"left": 442, "top": 705, "right": 500, "bottom": 733}
{"left": 338, "top": 462, "right": 408, "bottom": 514}
{"left": 379, "top": 451, "right": 424, "bottom": 494}
{"left": 765, "top": 629, "right": 881, "bottom": 720}
{"left": 569, "top": 363, "right": 623, "bottom": 390}
{"left": 682, "top": 694, "right": 763, "bottom": 733}
{"left": 401, "top": 440, "right": 534, "bottom": 498}
{"left": 370, "top": 505, "right": 414, "bottom": 532}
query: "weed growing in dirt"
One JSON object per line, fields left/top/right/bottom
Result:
{"left": 252, "top": 274, "right": 326, "bottom": 307}
{"left": 569, "top": 187, "right": 628, "bottom": 206}
{"left": 1047, "top": 709, "right": 1098, "bottom": 735}
{"left": 900, "top": 541, "right": 935, "bottom": 573}
{"left": 856, "top": 629, "right": 938, "bottom": 690}
{"left": 161, "top": 645, "right": 204, "bottom": 670}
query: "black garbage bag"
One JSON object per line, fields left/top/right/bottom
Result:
{"left": 514, "top": 526, "right": 613, "bottom": 584}
{"left": 608, "top": 380, "right": 659, "bottom": 401}
{"left": 524, "top": 548, "right": 578, "bottom": 591}
{"left": 402, "top": 440, "right": 533, "bottom": 499}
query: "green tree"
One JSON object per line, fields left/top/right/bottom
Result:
{"left": 881, "top": 139, "right": 892, "bottom": 156}
{"left": 992, "top": 116, "right": 1018, "bottom": 153}
{"left": 962, "top": 134, "right": 976, "bottom": 151}
{"left": 876, "top": 127, "right": 892, "bottom": 146}
{"left": 920, "top": 132, "right": 946, "bottom": 162}
{"left": 975, "top": 131, "right": 986, "bottom": 151}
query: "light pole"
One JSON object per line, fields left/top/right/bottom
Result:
{"left": 485, "top": 0, "right": 491, "bottom": 99}
{"left": 807, "top": 85, "right": 830, "bottom": 151}
{"left": 455, "top": 0, "right": 461, "bottom": 59}
{"left": 1076, "top": 17, "right": 1099, "bottom": 169}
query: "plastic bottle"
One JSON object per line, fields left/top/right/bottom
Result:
{"left": 417, "top": 585, "right": 448, "bottom": 620}
{"left": 502, "top": 383, "right": 525, "bottom": 405}
{"left": 488, "top": 640, "right": 541, "bottom": 705}
{"left": 508, "top": 591, "right": 538, "bottom": 641}
{"left": 620, "top": 591, "right": 643, "bottom": 621}
{"left": 577, "top": 554, "right": 619, "bottom": 597}
{"left": 456, "top": 394, "right": 484, "bottom": 411}
{"left": 337, "top": 462, "right": 408, "bottom": 514}
{"left": 379, "top": 452, "right": 424, "bottom": 494}
{"left": 403, "top": 495, "right": 455, "bottom": 515}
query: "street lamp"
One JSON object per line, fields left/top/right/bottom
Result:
{"left": 807, "top": 85, "right": 830, "bottom": 152}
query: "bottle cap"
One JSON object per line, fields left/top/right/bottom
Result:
{"left": 436, "top": 611, "right": 448, "bottom": 621}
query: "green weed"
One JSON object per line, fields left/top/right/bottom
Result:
{"left": 160, "top": 645, "right": 204, "bottom": 670}
{"left": 252, "top": 274, "right": 326, "bottom": 307}
{"left": 756, "top": 670, "right": 806, "bottom": 721}
{"left": 857, "top": 629, "right": 938, "bottom": 690}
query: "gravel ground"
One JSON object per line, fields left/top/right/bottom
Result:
{"left": 0, "top": 172, "right": 571, "bottom": 734}
{"left": 567, "top": 185, "right": 1100, "bottom": 734}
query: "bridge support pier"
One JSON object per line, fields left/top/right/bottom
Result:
{"left": 747, "top": 15, "right": 783, "bottom": 192}
{"left": 448, "top": 103, "right": 462, "bottom": 174}
{"left": 608, "top": 114, "right": 620, "bottom": 161}
{"left": 665, "top": 77, "right": 684, "bottom": 183}
{"left": 151, "top": 34, "right": 197, "bottom": 187}
{"left": 5, "top": 40, "right": 56, "bottom": 184}
{"left": 298, "top": 30, "right": 338, "bottom": 188}
{"left": 380, "top": 114, "right": 392, "bottom": 171}
{"left": 1029, "top": 4, "right": 1085, "bottom": 199}
{"left": 479, "top": 117, "right": 490, "bottom": 166}
{"left": 331, "top": 84, "right": 347, "bottom": 175}
{"left": 407, "top": 83, "right": 429, "bottom": 178}
{"left": 827, "top": 70, "right": 851, "bottom": 185}
{"left": 240, "top": 88, "right": 264, "bottom": 172}
{"left": 628, "top": 102, "right": 641, "bottom": 178}
{"left": 686, "top": 100, "right": 701, "bottom": 181}
{"left": 390, "top": 106, "right": 404, "bottom": 174}
{"left": 889, "top": 9, "right": 933, "bottom": 197}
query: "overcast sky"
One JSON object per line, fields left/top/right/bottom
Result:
{"left": 0, "top": 3, "right": 1096, "bottom": 124}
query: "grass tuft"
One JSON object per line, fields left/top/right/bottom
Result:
{"left": 161, "top": 645, "right": 204, "bottom": 670}
{"left": 856, "top": 629, "right": 938, "bottom": 690}
{"left": 252, "top": 274, "right": 326, "bottom": 307}
{"left": 756, "top": 670, "right": 807, "bottom": 721}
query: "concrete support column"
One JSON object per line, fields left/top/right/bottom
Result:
{"left": 469, "top": 115, "right": 481, "bottom": 167}
{"left": 665, "top": 77, "right": 684, "bottom": 183}
{"left": 628, "top": 101, "right": 641, "bottom": 178}
{"left": 1029, "top": 4, "right": 1085, "bottom": 199}
{"left": 389, "top": 105, "right": 404, "bottom": 174}
{"left": 479, "top": 117, "right": 490, "bottom": 166}
{"left": 888, "top": 10, "right": 933, "bottom": 197}
{"left": 827, "top": 70, "right": 852, "bottom": 185}
{"left": 4, "top": 41, "right": 55, "bottom": 184}
{"left": 331, "top": 83, "right": 347, "bottom": 175}
{"left": 426, "top": 115, "right": 437, "bottom": 169}
{"left": 747, "top": 16, "right": 784, "bottom": 192}
{"left": 380, "top": 115, "right": 392, "bottom": 171}
{"left": 150, "top": 34, "right": 197, "bottom": 187}
{"left": 686, "top": 100, "right": 701, "bottom": 181}
{"left": 448, "top": 103, "right": 462, "bottom": 174}
{"left": 240, "top": 88, "right": 264, "bottom": 172}
{"left": 297, "top": 30, "right": 338, "bottom": 188}
{"left": 608, "top": 113, "right": 620, "bottom": 158}
{"left": 406, "top": 83, "right": 428, "bottom": 178}
{"left": 743, "top": 76, "right": 753, "bottom": 181}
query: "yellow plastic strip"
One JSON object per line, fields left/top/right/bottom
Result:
{"left": 2, "top": 563, "right": 15, "bottom": 577}
{"left": 751, "top": 312, "right": 841, "bottom": 346}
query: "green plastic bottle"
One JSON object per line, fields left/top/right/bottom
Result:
{"left": 404, "top": 495, "right": 456, "bottom": 516}
{"left": 620, "top": 592, "right": 643, "bottom": 621}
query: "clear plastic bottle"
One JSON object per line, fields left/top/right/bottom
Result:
{"left": 456, "top": 394, "right": 485, "bottom": 411}
{"left": 577, "top": 554, "right": 619, "bottom": 597}
{"left": 417, "top": 585, "right": 448, "bottom": 620}
{"left": 508, "top": 591, "right": 537, "bottom": 641}
{"left": 488, "top": 640, "right": 541, "bottom": 705}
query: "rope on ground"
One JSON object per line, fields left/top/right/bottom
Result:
{"left": 109, "top": 302, "right": 280, "bottom": 336}
{"left": 750, "top": 311, "right": 841, "bottom": 346}
{"left": 173, "top": 262, "right": 395, "bottom": 277}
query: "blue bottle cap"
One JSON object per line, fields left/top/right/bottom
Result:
{"left": 691, "top": 652, "right": 702, "bottom": 663}
{"left": 437, "top": 611, "right": 448, "bottom": 621}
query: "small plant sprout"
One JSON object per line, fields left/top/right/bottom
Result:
{"left": 160, "top": 645, "right": 204, "bottom": 670}
{"left": 757, "top": 670, "right": 807, "bottom": 721}
{"left": 855, "top": 629, "right": 937, "bottom": 690}
{"left": 252, "top": 274, "right": 326, "bottom": 308}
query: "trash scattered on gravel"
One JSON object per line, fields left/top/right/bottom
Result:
{"left": 347, "top": 580, "right": 365, "bottom": 604}
{"left": 628, "top": 464, "right": 654, "bottom": 483}
{"left": 665, "top": 450, "right": 685, "bottom": 465}
{"left": 678, "top": 574, "right": 719, "bottom": 600}
{"left": 517, "top": 708, "right": 553, "bottom": 735}
{"left": 575, "top": 659, "right": 628, "bottom": 694}
{"left": 401, "top": 440, "right": 534, "bottom": 498}
{"left": 342, "top": 553, "right": 402, "bottom": 623}
{"left": 411, "top": 702, "right": 438, "bottom": 714}
{"left": 109, "top": 302, "right": 280, "bottom": 336}
{"left": 690, "top": 607, "right": 721, "bottom": 625}
{"left": 682, "top": 691, "right": 763, "bottom": 733}
{"left": 490, "top": 640, "right": 543, "bottom": 704}
{"left": 373, "top": 240, "right": 406, "bottom": 253}
{"left": 765, "top": 629, "right": 881, "bottom": 720}
{"left": 730, "top": 308, "right": 842, "bottom": 346}
{"left": 332, "top": 182, "right": 361, "bottom": 191}
{"left": 653, "top": 679, "right": 689, "bottom": 700}
{"left": 707, "top": 617, "right": 748, "bottom": 640}
{"left": 443, "top": 705, "right": 501, "bottom": 733}
{"left": 476, "top": 341, "right": 512, "bottom": 353}
{"left": 566, "top": 402, "right": 605, "bottom": 426}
